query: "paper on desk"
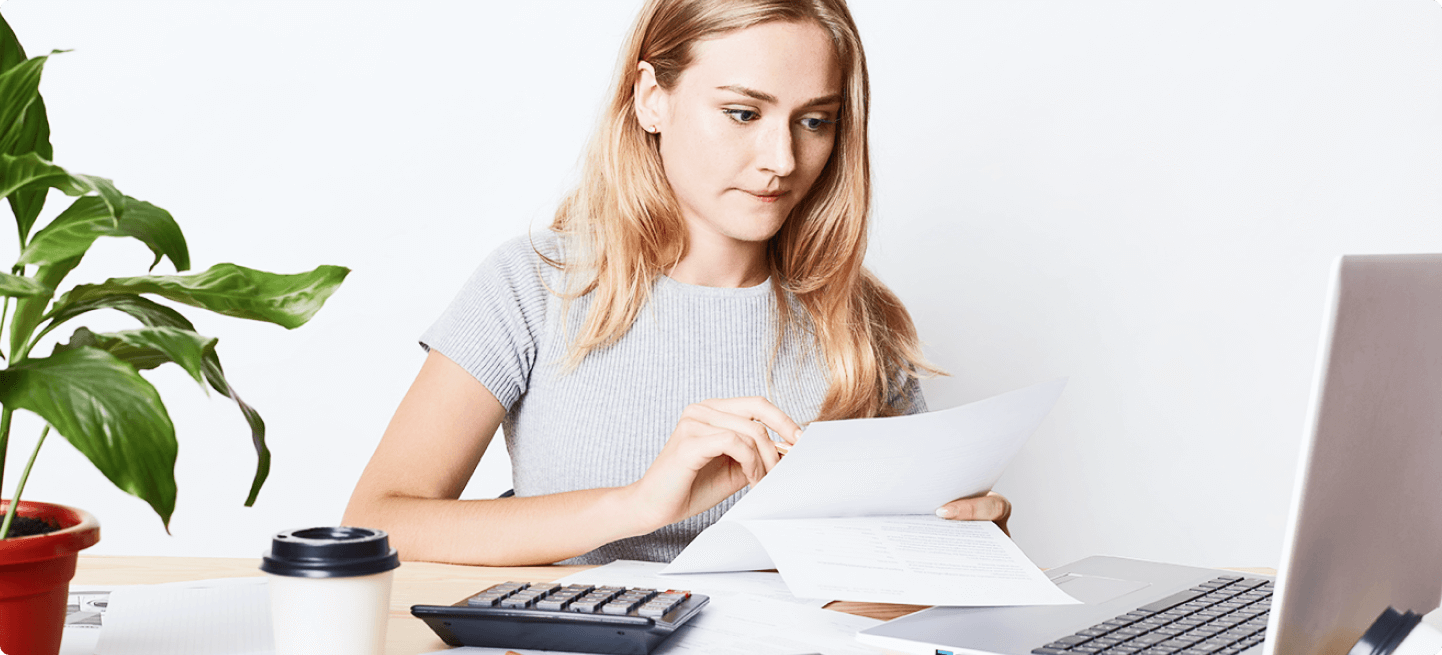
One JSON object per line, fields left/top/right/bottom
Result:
{"left": 96, "top": 577, "right": 272, "bottom": 655}
{"left": 61, "top": 585, "right": 126, "bottom": 655}
{"left": 739, "top": 516, "right": 1077, "bottom": 606}
{"left": 420, "top": 592, "right": 883, "bottom": 655}
{"left": 556, "top": 560, "right": 829, "bottom": 608}
{"left": 663, "top": 379, "right": 1067, "bottom": 575}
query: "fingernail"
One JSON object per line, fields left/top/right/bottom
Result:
{"left": 935, "top": 507, "right": 954, "bottom": 518}
{"left": 793, "top": 429, "right": 804, "bottom": 442}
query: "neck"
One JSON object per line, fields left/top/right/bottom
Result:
{"left": 665, "top": 230, "right": 769, "bottom": 288}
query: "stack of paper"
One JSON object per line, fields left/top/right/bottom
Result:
{"left": 662, "top": 379, "right": 1078, "bottom": 607}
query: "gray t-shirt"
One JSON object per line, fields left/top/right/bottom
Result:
{"left": 421, "top": 233, "right": 925, "bottom": 564}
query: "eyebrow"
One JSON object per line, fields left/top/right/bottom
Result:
{"left": 716, "top": 84, "right": 842, "bottom": 108}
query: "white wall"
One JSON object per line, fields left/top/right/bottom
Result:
{"left": 1, "top": 0, "right": 1438, "bottom": 569}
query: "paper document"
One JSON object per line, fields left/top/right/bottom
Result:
{"left": 61, "top": 585, "right": 125, "bottom": 655}
{"left": 663, "top": 379, "right": 1067, "bottom": 576}
{"left": 739, "top": 516, "right": 1077, "bottom": 606}
{"left": 96, "top": 577, "right": 272, "bottom": 655}
{"left": 421, "top": 592, "right": 882, "bottom": 655}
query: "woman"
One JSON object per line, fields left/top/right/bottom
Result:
{"left": 342, "top": 0, "right": 1010, "bottom": 566}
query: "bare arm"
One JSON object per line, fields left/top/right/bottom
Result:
{"left": 342, "top": 350, "right": 651, "bottom": 566}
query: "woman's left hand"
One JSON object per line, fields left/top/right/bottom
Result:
{"left": 934, "top": 491, "right": 1012, "bottom": 536}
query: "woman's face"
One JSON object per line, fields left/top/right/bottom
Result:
{"left": 640, "top": 20, "right": 843, "bottom": 248}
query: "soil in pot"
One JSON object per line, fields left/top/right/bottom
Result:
{"left": 4, "top": 516, "right": 61, "bottom": 538}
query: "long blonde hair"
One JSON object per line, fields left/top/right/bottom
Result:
{"left": 546, "top": 0, "right": 941, "bottom": 420}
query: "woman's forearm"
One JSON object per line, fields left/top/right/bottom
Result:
{"left": 342, "top": 484, "right": 650, "bottom": 566}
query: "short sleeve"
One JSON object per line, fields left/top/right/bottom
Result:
{"left": 419, "top": 235, "right": 555, "bottom": 410}
{"left": 887, "top": 372, "right": 929, "bottom": 416}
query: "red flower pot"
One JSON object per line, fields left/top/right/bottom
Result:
{"left": 0, "top": 501, "right": 100, "bottom": 655}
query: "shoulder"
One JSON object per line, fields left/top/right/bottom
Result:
{"left": 464, "top": 231, "right": 567, "bottom": 296}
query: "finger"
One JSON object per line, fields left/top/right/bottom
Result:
{"left": 686, "top": 405, "right": 781, "bottom": 472}
{"left": 687, "top": 428, "right": 766, "bottom": 487}
{"left": 935, "top": 492, "right": 1011, "bottom": 522}
{"left": 704, "top": 396, "right": 804, "bottom": 444}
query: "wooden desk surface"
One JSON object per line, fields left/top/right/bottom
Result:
{"left": 72, "top": 556, "right": 1276, "bottom": 655}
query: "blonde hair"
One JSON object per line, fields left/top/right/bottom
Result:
{"left": 546, "top": 0, "right": 941, "bottom": 420}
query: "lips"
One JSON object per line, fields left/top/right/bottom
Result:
{"left": 744, "top": 189, "right": 788, "bottom": 203}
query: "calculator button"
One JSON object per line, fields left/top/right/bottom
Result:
{"left": 466, "top": 594, "right": 501, "bottom": 607}
{"left": 501, "top": 594, "right": 541, "bottom": 609}
{"left": 536, "top": 598, "right": 570, "bottom": 611}
{"left": 569, "top": 599, "right": 602, "bottom": 613}
{"left": 600, "top": 601, "right": 636, "bottom": 615}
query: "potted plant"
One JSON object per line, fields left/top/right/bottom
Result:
{"left": 0, "top": 15, "right": 348, "bottom": 655}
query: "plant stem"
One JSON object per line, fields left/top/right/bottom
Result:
{"left": 0, "top": 424, "right": 48, "bottom": 540}
{"left": 0, "top": 406, "right": 11, "bottom": 495}
{"left": 0, "top": 295, "right": 10, "bottom": 360}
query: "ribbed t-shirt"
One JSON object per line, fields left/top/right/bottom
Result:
{"left": 420, "top": 233, "right": 925, "bottom": 564}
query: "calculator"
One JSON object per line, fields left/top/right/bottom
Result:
{"left": 411, "top": 581, "right": 710, "bottom": 655}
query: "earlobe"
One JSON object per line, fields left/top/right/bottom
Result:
{"left": 634, "top": 61, "right": 664, "bottom": 135}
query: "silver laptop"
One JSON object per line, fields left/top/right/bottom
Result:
{"left": 858, "top": 254, "right": 1442, "bottom": 655}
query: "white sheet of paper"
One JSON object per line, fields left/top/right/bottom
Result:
{"left": 737, "top": 516, "right": 1078, "bottom": 606}
{"left": 663, "top": 379, "right": 1067, "bottom": 574}
{"left": 419, "top": 592, "right": 883, "bottom": 655}
{"left": 556, "top": 560, "right": 828, "bottom": 608}
{"left": 96, "top": 577, "right": 273, "bottom": 655}
{"left": 61, "top": 585, "right": 127, "bottom": 655}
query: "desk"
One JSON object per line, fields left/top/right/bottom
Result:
{"left": 72, "top": 556, "right": 1275, "bottom": 655}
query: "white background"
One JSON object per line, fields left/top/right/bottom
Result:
{"left": 0, "top": 0, "right": 1439, "bottom": 570}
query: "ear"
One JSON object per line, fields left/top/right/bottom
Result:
{"left": 634, "top": 61, "right": 666, "bottom": 134}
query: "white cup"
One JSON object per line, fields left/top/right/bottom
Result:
{"left": 261, "top": 526, "right": 401, "bottom": 655}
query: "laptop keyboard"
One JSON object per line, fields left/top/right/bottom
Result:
{"left": 1031, "top": 575, "right": 1273, "bottom": 655}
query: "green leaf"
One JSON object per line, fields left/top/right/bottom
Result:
{"left": 0, "top": 153, "right": 124, "bottom": 242}
{"left": 0, "top": 272, "right": 50, "bottom": 297}
{"left": 0, "top": 26, "right": 56, "bottom": 242}
{"left": 34, "top": 293, "right": 270, "bottom": 505}
{"left": 55, "top": 325, "right": 216, "bottom": 388}
{"left": 0, "top": 347, "right": 178, "bottom": 529}
{"left": 0, "top": 50, "right": 56, "bottom": 158}
{"left": 0, "top": 14, "right": 29, "bottom": 73}
{"left": 0, "top": 17, "right": 55, "bottom": 242}
{"left": 17, "top": 195, "right": 190, "bottom": 271}
{"left": 60, "top": 263, "right": 350, "bottom": 330}
{"left": 34, "top": 292, "right": 190, "bottom": 346}
{"left": 201, "top": 354, "right": 269, "bottom": 506}
{"left": 4, "top": 96, "right": 52, "bottom": 238}
{"left": 8, "top": 254, "right": 80, "bottom": 358}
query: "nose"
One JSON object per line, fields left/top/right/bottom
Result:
{"left": 755, "top": 120, "right": 797, "bottom": 178}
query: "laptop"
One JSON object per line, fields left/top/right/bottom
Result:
{"left": 857, "top": 254, "right": 1442, "bottom": 655}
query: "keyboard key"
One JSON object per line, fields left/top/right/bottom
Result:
{"left": 1139, "top": 589, "right": 1209, "bottom": 613}
{"left": 1032, "top": 649, "right": 1068, "bottom": 655}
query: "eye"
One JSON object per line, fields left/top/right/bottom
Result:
{"left": 800, "top": 117, "right": 836, "bottom": 132}
{"left": 723, "top": 108, "right": 759, "bottom": 124}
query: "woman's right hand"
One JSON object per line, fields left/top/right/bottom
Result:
{"left": 626, "top": 397, "right": 803, "bottom": 532}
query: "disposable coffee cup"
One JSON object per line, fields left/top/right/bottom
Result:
{"left": 261, "top": 526, "right": 401, "bottom": 655}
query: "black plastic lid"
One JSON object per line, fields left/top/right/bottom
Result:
{"left": 1349, "top": 606, "right": 1422, "bottom": 655}
{"left": 261, "top": 526, "right": 400, "bottom": 578}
